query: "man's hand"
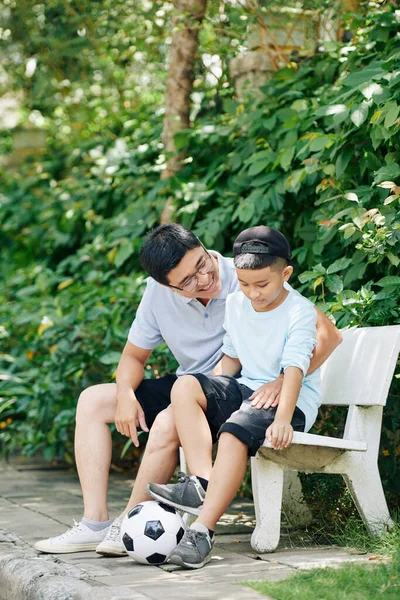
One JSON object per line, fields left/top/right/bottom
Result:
{"left": 115, "top": 389, "right": 148, "bottom": 447}
{"left": 266, "top": 420, "right": 293, "bottom": 450}
{"left": 249, "top": 375, "right": 283, "bottom": 410}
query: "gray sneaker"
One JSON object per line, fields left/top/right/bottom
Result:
{"left": 167, "top": 523, "right": 213, "bottom": 569}
{"left": 147, "top": 472, "right": 206, "bottom": 515}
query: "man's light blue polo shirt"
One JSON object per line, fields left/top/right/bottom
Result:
{"left": 128, "top": 253, "right": 239, "bottom": 376}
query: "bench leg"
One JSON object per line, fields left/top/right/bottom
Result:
{"left": 343, "top": 464, "right": 393, "bottom": 536}
{"left": 282, "top": 471, "right": 312, "bottom": 528}
{"left": 250, "top": 455, "right": 283, "bottom": 553}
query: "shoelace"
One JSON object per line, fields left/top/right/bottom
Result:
{"left": 184, "top": 529, "right": 198, "bottom": 547}
{"left": 176, "top": 471, "right": 191, "bottom": 484}
{"left": 58, "top": 519, "right": 83, "bottom": 539}
{"left": 106, "top": 520, "right": 121, "bottom": 542}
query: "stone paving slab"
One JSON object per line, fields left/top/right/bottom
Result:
{"left": 0, "top": 463, "right": 378, "bottom": 600}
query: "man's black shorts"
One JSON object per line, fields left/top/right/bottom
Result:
{"left": 135, "top": 373, "right": 243, "bottom": 441}
{"left": 135, "top": 375, "right": 177, "bottom": 429}
{"left": 191, "top": 374, "right": 306, "bottom": 456}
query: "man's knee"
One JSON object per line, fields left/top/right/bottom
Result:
{"left": 76, "top": 384, "right": 116, "bottom": 423}
{"left": 146, "top": 407, "right": 179, "bottom": 453}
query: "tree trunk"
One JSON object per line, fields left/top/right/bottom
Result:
{"left": 160, "top": 0, "right": 207, "bottom": 224}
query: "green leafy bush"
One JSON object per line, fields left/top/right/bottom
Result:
{"left": 1, "top": 2, "right": 399, "bottom": 511}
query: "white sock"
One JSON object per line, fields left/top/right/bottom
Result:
{"left": 190, "top": 522, "right": 209, "bottom": 535}
{"left": 82, "top": 517, "right": 112, "bottom": 531}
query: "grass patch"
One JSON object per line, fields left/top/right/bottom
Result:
{"left": 244, "top": 517, "right": 400, "bottom": 600}
{"left": 246, "top": 557, "right": 400, "bottom": 600}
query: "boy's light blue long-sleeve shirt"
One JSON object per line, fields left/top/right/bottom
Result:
{"left": 222, "top": 289, "right": 321, "bottom": 432}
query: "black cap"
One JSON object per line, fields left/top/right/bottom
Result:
{"left": 233, "top": 226, "right": 292, "bottom": 263}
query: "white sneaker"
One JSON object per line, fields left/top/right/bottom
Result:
{"left": 35, "top": 519, "right": 108, "bottom": 554}
{"left": 96, "top": 518, "right": 127, "bottom": 556}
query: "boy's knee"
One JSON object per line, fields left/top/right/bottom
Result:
{"left": 171, "top": 375, "right": 202, "bottom": 404}
{"left": 219, "top": 431, "right": 247, "bottom": 450}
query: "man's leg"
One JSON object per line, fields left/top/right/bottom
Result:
{"left": 75, "top": 383, "right": 118, "bottom": 521}
{"left": 118, "top": 405, "right": 180, "bottom": 518}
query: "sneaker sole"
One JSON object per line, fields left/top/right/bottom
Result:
{"left": 34, "top": 543, "right": 98, "bottom": 554}
{"left": 149, "top": 490, "right": 202, "bottom": 516}
{"left": 168, "top": 552, "right": 211, "bottom": 569}
{"left": 96, "top": 545, "right": 128, "bottom": 557}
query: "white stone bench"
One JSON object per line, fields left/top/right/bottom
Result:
{"left": 251, "top": 325, "right": 400, "bottom": 553}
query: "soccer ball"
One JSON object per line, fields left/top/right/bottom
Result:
{"left": 121, "top": 500, "right": 185, "bottom": 565}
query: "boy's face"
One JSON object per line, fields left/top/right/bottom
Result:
{"left": 236, "top": 264, "right": 293, "bottom": 312}
{"left": 166, "top": 246, "right": 222, "bottom": 300}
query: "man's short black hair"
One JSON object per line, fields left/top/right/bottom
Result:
{"left": 140, "top": 224, "right": 202, "bottom": 285}
{"left": 234, "top": 249, "right": 287, "bottom": 271}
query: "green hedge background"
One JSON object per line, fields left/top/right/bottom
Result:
{"left": 1, "top": 1, "right": 399, "bottom": 520}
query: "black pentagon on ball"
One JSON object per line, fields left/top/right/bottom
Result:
{"left": 158, "top": 502, "right": 176, "bottom": 514}
{"left": 176, "top": 526, "right": 185, "bottom": 544}
{"left": 146, "top": 552, "right": 167, "bottom": 565}
{"left": 122, "top": 532, "right": 134, "bottom": 552}
{"left": 144, "top": 520, "right": 165, "bottom": 541}
{"left": 127, "top": 504, "right": 143, "bottom": 519}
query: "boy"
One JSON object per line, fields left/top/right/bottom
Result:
{"left": 148, "top": 225, "right": 321, "bottom": 569}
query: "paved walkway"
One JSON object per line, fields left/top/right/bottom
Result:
{"left": 0, "top": 463, "right": 375, "bottom": 600}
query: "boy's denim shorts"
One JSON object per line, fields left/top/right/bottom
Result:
{"left": 192, "top": 373, "right": 306, "bottom": 456}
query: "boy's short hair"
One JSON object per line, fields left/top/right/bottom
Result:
{"left": 233, "top": 226, "right": 292, "bottom": 271}
{"left": 140, "top": 224, "right": 201, "bottom": 285}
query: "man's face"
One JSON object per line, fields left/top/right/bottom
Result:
{"left": 236, "top": 264, "right": 293, "bottom": 312}
{"left": 167, "top": 246, "right": 222, "bottom": 300}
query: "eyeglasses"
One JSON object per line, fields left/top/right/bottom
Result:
{"left": 168, "top": 251, "right": 215, "bottom": 293}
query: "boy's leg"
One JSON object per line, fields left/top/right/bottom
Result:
{"left": 167, "top": 432, "right": 248, "bottom": 569}
{"left": 171, "top": 375, "right": 213, "bottom": 479}
{"left": 197, "top": 432, "right": 248, "bottom": 530}
{"left": 146, "top": 375, "right": 213, "bottom": 513}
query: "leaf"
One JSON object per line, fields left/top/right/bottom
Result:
{"left": 313, "top": 276, "right": 324, "bottom": 292}
{"left": 373, "top": 164, "right": 400, "bottom": 185}
{"left": 342, "top": 65, "right": 383, "bottom": 88}
{"left": 387, "top": 252, "right": 400, "bottom": 267}
{"left": 298, "top": 271, "right": 319, "bottom": 284}
{"left": 280, "top": 146, "right": 295, "bottom": 171}
{"left": 339, "top": 223, "right": 356, "bottom": 239}
{"left": 114, "top": 240, "right": 133, "bottom": 268}
{"left": 377, "top": 181, "right": 396, "bottom": 189}
{"left": 344, "top": 192, "right": 359, "bottom": 202}
{"left": 360, "top": 82, "right": 384, "bottom": 100}
{"left": 383, "top": 102, "right": 400, "bottom": 129}
{"left": 327, "top": 258, "right": 352, "bottom": 274}
{"left": 99, "top": 351, "right": 121, "bottom": 365}
{"left": 350, "top": 102, "right": 369, "bottom": 127}
{"left": 57, "top": 279, "right": 74, "bottom": 291}
{"left": 335, "top": 148, "right": 353, "bottom": 179}
{"left": 309, "top": 136, "right": 332, "bottom": 152}
{"left": 325, "top": 274, "right": 343, "bottom": 294}
{"left": 315, "top": 104, "right": 347, "bottom": 117}
{"left": 375, "top": 276, "right": 400, "bottom": 287}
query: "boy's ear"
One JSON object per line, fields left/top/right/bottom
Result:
{"left": 283, "top": 265, "right": 293, "bottom": 281}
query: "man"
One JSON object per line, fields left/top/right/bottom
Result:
{"left": 35, "top": 224, "right": 341, "bottom": 556}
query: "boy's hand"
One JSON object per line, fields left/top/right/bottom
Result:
{"left": 266, "top": 420, "right": 293, "bottom": 450}
{"left": 249, "top": 375, "right": 283, "bottom": 409}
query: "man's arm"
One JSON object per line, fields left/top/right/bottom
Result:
{"left": 309, "top": 308, "right": 342, "bottom": 374}
{"left": 115, "top": 341, "right": 152, "bottom": 447}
